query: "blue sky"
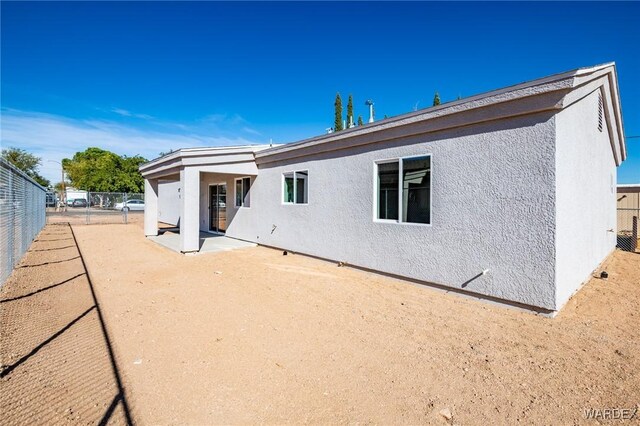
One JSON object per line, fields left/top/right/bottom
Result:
{"left": 1, "top": 1, "right": 639, "bottom": 184}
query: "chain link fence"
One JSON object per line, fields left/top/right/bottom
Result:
{"left": 0, "top": 158, "right": 47, "bottom": 285}
{"left": 46, "top": 192, "right": 145, "bottom": 225}
{"left": 616, "top": 208, "right": 639, "bottom": 253}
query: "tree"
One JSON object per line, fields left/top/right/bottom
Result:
{"left": 346, "top": 94, "right": 354, "bottom": 128}
{"left": 1, "top": 147, "right": 50, "bottom": 187}
{"left": 62, "top": 147, "right": 147, "bottom": 192}
{"left": 54, "top": 181, "right": 67, "bottom": 192}
{"left": 433, "top": 92, "right": 441, "bottom": 106}
{"left": 334, "top": 93, "right": 343, "bottom": 131}
{"left": 357, "top": 115, "right": 364, "bottom": 126}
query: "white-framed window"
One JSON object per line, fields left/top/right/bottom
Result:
{"left": 283, "top": 170, "right": 308, "bottom": 204}
{"left": 374, "top": 155, "right": 431, "bottom": 225}
{"left": 234, "top": 176, "right": 251, "bottom": 208}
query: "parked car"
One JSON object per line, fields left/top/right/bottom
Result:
{"left": 70, "top": 199, "right": 88, "bottom": 208}
{"left": 46, "top": 192, "right": 57, "bottom": 207}
{"left": 115, "top": 199, "right": 145, "bottom": 211}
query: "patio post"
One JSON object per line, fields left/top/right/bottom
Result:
{"left": 180, "top": 167, "right": 200, "bottom": 253}
{"left": 144, "top": 178, "right": 159, "bottom": 236}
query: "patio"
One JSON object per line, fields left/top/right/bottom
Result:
{"left": 147, "top": 229, "right": 256, "bottom": 254}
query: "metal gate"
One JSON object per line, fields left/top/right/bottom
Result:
{"left": 616, "top": 208, "right": 639, "bottom": 252}
{"left": 46, "top": 192, "right": 145, "bottom": 225}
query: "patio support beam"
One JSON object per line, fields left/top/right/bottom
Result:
{"left": 144, "top": 178, "right": 159, "bottom": 236}
{"left": 180, "top": 167, "right": 200, "bottom": 253}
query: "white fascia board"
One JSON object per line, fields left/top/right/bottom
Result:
{"left": 256, "top": 63, "right": 626, "bottom": 167}
{"left": 565, "top": 64, "right": 625, "bottom": 164}
{"left": 139, "top": 144, "right": 273, "bottom": 177}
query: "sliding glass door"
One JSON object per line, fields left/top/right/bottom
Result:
{"left": 209, "top": 184, "right": 227, "bottom": 233}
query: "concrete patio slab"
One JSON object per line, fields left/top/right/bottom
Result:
{"left": 147, "top": 231, "right": 256, "bottom": 254}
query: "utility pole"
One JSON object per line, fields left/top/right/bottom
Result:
{"left": 48, "top": 160, "right": 66, "bottom": 212}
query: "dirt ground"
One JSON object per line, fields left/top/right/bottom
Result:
{"left": 1, "top": 222, "right": 639, "bottom": 425}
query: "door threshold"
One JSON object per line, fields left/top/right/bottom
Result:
{"left": 204, "top": 230, "right": 226, "bottom": 236}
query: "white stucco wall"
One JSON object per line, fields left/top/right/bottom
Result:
{"left": 158, "top": 179, "right": 181, "bottom": 225}
{"left": 555, "top": 90, "right": 617, "bottom": 308}
{"left": 228, "top": 112, "right": 559, "bottom": 310}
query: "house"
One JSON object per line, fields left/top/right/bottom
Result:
{"left": 140, "top": 63, "right": 626, "bottom": 314}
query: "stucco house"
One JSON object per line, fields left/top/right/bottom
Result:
{"left": 140, "top": 63, "right": 626, "bottom": 314}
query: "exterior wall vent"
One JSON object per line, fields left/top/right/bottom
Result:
{"left": 597, "top": 92, "right": 604, "bottom": 132}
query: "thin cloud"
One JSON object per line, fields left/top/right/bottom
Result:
{"left": 111, "top": 107, "right": 155, "bottom": 120}
{"left": 0, "top": 109, "right": 261, "bottom": 184}
{"left": 242, "top": 126, "right": 262, "bottom": 136}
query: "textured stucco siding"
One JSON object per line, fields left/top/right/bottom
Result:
{"left": 158, "top": 179, "right": 181, "bottom": 225}
{"left": 227, "top": 112, "right": 558, "bottom": 310}
{"left": 199, "top": 173, "right": 253, "bottom": 233}
{"left": 555, "top": 90, "right": 617, "bottom": 309}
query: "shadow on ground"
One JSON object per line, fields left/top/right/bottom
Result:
{"left": 0, "top": 223, "right": 134, "bottom": 425}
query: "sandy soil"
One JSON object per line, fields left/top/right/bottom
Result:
{"left": 0, "top": 224, "right": 130, "bottom": 425}
{"left": 2, "top": 222, "right": 639, "bottom": 425}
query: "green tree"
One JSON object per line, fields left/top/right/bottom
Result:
{"left": 346, "top": 94, "right": 354, "bottom": 128}
{"left": 433, "top": 91, "right": 441, "bottom": 106}
{"left": 357, "top": 115, "right": 364, "bottom": 126}
{"left": 1, "top": 147, "right": 50, "bottom": 187}
{"left": 334, "top": 93, "right": 343, "bottom": 131}
{"left": 62, "top": 147, "right": 147, "bottom": 192}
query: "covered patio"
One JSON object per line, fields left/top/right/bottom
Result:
{"left": 147, "top": 230, "right": 256, "bottom": 254}
{"left": 139, "top": 145, "right": 272, "bottom": 253}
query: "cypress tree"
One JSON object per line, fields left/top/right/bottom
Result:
{"left": 357, "top": 115, "right": 364, "bottom": 126}
{"left": 433, "top": 91, "right": 441, "bottom": 106}
{"left": 334, "top": 93, "right": 343, "bottom": 131}
{"left": 346, "top": 94, "right": 354, "bottom": 128}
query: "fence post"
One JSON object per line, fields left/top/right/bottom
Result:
{"left": 123, "top": 193, "right": 128, "bottom": 224}
{"left": 633, "top": 216, "right": 638, "bottom": 252}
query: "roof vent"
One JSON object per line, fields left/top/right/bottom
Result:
{"left": 598, "top": 92, "right": 604, "bottom": 132}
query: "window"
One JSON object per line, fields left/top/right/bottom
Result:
{"left": 375, "top": 155, "right": 431, "bottom": 224}
{"left": 235, "top": 176, "right": 251, "bottom": 207}
{"left": 283, "top": 170, "right": 308, "bottom": 204}
{"left": 377, "top": 161, "right": 399, "bottom": 220}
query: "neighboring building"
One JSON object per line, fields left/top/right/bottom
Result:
{"left": 617, "top": 184, "right": 640, "bottom": 209}
{"left": 140, "top": 63, "right": 626, "bottom": 314}
{"left": 617, "top": 184, "right": 640, "bottom": 252}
